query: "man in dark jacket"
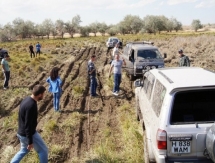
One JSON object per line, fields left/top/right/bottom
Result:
{"left": 88, "top": 55, "right": 98, "bottom": 97}
{"left": 11, "top": 85, "right": 48, "bottom": 163}
{"left": 178, "top": 49, "right": 190, "bottom": 67}
{"left": 29, "top": 43, "right": 35, "bottom": 58}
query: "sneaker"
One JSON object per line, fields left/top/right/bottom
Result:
{"left": 3, "top": 87, "right": 7, "bottom": 90}
{"left": 112, "top": 92, "right": 118, "bottom": 96}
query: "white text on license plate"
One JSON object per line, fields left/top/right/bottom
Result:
{"left": 171, "top": 141, "right": 191, "bottom": 153}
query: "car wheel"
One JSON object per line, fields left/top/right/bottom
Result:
{"left": 144, "top": 132, "right": 154, "bottom": 163}
{"left": 129, "top": 74, "right": 135, "bottom": 81}
{"left": 136, "top": 100, "right": 141, "bottom": 121}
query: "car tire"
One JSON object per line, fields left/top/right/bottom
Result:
{"left": 129, "top": 74, "right": 135, "bottom": 81}
{"left": 144, "top": 132, "right": 155, "bottom": 163}
{"left": 136, "top": 99, "right": 141, "bottom": 121}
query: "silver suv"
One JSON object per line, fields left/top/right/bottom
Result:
{"left": 106, "top": 37, "right": 122, "bottom": 49}
{"left": 122, "top": 41, "right": 166, "bottom": 80}
{"left": 135, "top": 67, "right": 215, "bottom": 163}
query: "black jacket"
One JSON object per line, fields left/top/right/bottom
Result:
{"left": 18, "top": 96, "right": 38, "bottom": 145}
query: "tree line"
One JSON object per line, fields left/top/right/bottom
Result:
{"left": 0, "top": 14, "right": 203, "bottom": 42}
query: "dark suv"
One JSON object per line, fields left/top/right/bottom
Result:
{"left": 122, "top": 41, "right": 166, "bottom": 80}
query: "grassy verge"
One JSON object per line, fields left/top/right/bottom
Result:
{"left": 81, "top": 102, "right": 143, "bottom": 163}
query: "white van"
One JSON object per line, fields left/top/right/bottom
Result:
{"left": 134, "top": 67, "right": 215, "bottom": 163}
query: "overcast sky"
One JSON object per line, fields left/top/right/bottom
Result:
{"left": 0, "top": 0, "right": 214, "bottom": 26}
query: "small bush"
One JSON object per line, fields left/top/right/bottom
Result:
{"left": 44, "top": 120, "right": 58, "bottom": 132}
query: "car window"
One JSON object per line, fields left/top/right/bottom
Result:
{"left": 143, "top": 73, "right": 155, "bottom": 100}
{"left": 170, "top": 89, "right": 215, "bottom": 124}
{"left": 137, "top": 49, "right": 162, "bottom": 59}
{"left": 113, "top": 39, "right": 118, "bottom": 42}
{"left": 151, "top": 80, "right": 166, "bottom": 117}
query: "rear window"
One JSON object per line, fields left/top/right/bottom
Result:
{"left": 170, "top": 89, "right": 215, "bottom": 125}
{"left": 137, "top": 49, "right": 162, "bottom": 59}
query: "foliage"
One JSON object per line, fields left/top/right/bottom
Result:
{"left": 191, "top": 19, "right": 203, "bottom": 32}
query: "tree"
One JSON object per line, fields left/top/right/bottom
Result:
{"left": 171, "top": 18, "right": 182, "bottom": 32}
{"left": 97, "top": 22, "right": 108, "bottom": 36}
{"left": 118, "top": 15, "right": 143, "bottom": 34}
{"left": 42, "top": 19, "right": 54, "bottom": 39}
{"left": 80, "top": 26, "right": 90, "bottom": 37}
{"left": 12, "top": 18, "right": 26, "bottom": 39}
{"left": 143, "top": 15, "right": 158, "bottom": 34}
{"left": 191, "top": 19, "right": 203, "bottom": 32}
{"left": 65, "top": 15, "right": 82, "bottom": 38}
{"left": 0, "top": 23, "right": 15, "bottom": 41}
{"left": 89, "top": 22, "right": 100, "bottom": 36}
{"left": 106, "top": 25, "right": 118, "bottom": 36}
{"left": 55, "top": 19, "right": 66, "bottom": 38}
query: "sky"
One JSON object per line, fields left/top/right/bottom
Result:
{"left": 0, "top": 0, "right": 215, "bottom": 26}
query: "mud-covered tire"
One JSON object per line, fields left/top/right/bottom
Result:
{"left": 136, "top": 100, "right": 141, "bottom": 121}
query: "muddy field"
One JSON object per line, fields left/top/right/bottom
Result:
{"left": 0, "top": 34, "right": 215, "bottom": 162}
{"left": 0, "top": 44, "right": 136, "bottom": 162}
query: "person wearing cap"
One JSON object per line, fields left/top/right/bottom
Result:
{"left": 1, "top": 53, "right": 10, "bottom": 89}
{"left": 178, "top": 49, "right": 190, "bottom": 67}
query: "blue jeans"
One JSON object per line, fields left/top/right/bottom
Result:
{"left": 10, "top": 132, "right": 48, "bottom": 163}
{"left": 113, "top": 73, "right": 121, "bottom": 92}
{"left": 90, "top": 76, "right": 97, "bottom": 95}
{"left": 53, "top": 91, "right": 61, "bottom": 111}
{"left": 3, "top": 71, "right": 10, "bottom": 88}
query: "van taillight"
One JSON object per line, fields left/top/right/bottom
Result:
{"left": 156, "top": 129, "right": 167, "bottom": 149}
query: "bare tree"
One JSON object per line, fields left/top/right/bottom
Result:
{"left": 55, "top": 19, "right": 66, "bottom": 38}
{"left": 42, "top": 19, "right": 54, "bottom": 39}
{"left": 65, "top": 15, "right": 82, "bottom": 38}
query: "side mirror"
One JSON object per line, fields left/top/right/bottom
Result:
{"left": 134, "top": 79, "right": 143, "bottom": 87}
{"left": 164, "top": 53, "right": 167, "bottom": 58}
{"left": 129, "top": 56, "right": 134, "bottom": 62}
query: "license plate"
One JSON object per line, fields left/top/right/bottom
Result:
{"left": 171, "top": 141, "right": 191, "bottom": 153}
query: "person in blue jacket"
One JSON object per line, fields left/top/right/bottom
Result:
{"left": 36, "top": 42, "right": 41, "bottom": 57}
{"left": 46, "top": 67, "right": 62, "bottom": 112}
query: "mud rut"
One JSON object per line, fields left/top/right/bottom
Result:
{"left": 2, "top": 46, "right": 135, "bottom": 162}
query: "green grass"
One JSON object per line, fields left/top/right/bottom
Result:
{"left": 81, "top": 102, "right": 144, "bottom": 163}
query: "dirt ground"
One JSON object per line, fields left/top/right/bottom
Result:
{"left": 0, "top": 34, "right": 215, "bottom": 162}
{"left": 0, "top": 45, "right": 135, "bottom": 162}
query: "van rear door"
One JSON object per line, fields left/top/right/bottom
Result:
{"left": 167, "top": 89, "right": 215, "bottom": 160}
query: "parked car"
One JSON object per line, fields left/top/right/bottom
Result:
{"left": 106, "top": 37, "right": 122, "bottom": 49}
{"left": 122, "top": 41, "right": 166, "bottom": 80}
{"left": 134, "top": 67, "right": 215, "bottom": 163}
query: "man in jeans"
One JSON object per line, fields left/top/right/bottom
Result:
{"left": 88, "top": 55, "right": 98, "bottom": 97}
{"left": 36, "top": 42, "right": 41, "bottom": 57}
{"left": 11, "top": 85, "right": 48, "bottom": 163}
{"left": 1, "top": 53, "right": 10, "bottom": 89}
{"left": 108, "top": 53, "right": 126, "bottom": 96}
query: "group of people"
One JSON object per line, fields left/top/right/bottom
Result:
{"left": 5, "top": 43, "right": 190, "bottom": 163}
{"left": 88, "top": 46, "right": 126, "bottom": 97}
{"left": 10, "top": 66, "right": 62, "bottom": 163}
{"left": 29, "top": 42, "right": 41, "bottom": 58}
